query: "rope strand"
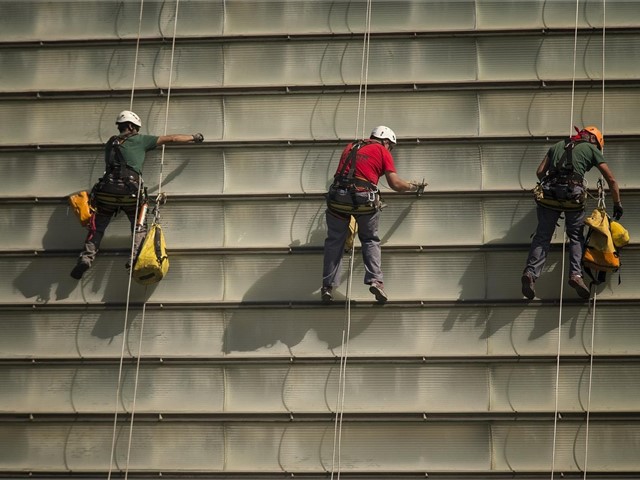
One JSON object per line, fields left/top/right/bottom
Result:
{"left": 107, "top": 1, "right": 180, "bottom": 478}
{"left": 331, "top": 2, "right": 372, "bottom": 478}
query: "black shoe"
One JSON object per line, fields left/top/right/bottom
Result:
{"left": 70, "top": 261, "right": 90, "bottom": 280}
{"left": 369, "top": 282, "right": 388, "bottom": 303}
{"left": 321, "top": 286, "right": 333, "bottom": 303}
{"left": 569, "top": 275, "right": 590, "bottom": 299}
{"left": 521, "top": 273, "right": 536, "bottom": 300}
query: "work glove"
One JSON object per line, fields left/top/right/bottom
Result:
{"left": 192, "top": 133, "right": 204, "bottom": 143}
{"left": 411, "top": 179, "right": 428, "bottom": 197}
{"left": 613, "top": 202, "right": 623, "bottom": 220}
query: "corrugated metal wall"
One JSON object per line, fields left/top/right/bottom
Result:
{"left": 1, "top": 1, "right": 639, "bottom": 478}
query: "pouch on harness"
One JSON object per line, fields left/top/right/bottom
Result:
{"left": 326, "top": 141, "right": 381, "bottom": 216}
{"left": 533, "top": 139, "right": 587, "bottom": 211}
{"left": 133, "top": 222, "right": 169, "bottom": 285}
{"left": 68, "top": 190, "right": 94, "bottom": 227}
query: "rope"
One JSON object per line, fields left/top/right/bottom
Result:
{"left": 354, "top": 0, "right": 373, "bottom": 141}
{"left": 129, "top": 0, "right": 145, "bottom": 110}
{"left": 568, "top": 0, "right": 580, "bottom": 133}
{"left": 106, "top": 1, "right": 180, "bottom": 478}
{"left": 582, "top": 2, "right": 607, "bottom": 477}
{"left": 331, "top": 2, "right": 373, "bottom": 478}
{"left": 549, "top": 228, "right": 567, "bottom": 480}
{"left": 552, "top": 2, "right": 608, "bottom": 477}
{"left": 330, "top": 240, "right": 356, "bottom": 480}
{"left": 550, "top": 1, "right": 581, "bottom": 477}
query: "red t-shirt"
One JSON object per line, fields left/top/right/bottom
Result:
{"left": 334, "top": 140, "right": 397, "bottom": 185}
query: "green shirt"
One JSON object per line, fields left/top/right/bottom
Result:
{"left": 547, "top": 139, "right": 605, "bottom": 176}
{"left": 104, "top": 133, "right": 159, "bottom": 174}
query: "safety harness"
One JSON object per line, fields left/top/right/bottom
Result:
{"left": 93, "top": 132, "right": 147, "bottom": 209}
{"left": 326, "top": 140, "right": 381, "bottom": 216}
{"left": 533, "top": 138, "right": 588, "bottom": 211}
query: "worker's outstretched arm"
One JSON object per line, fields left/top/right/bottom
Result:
{"left": 156, "top": 133, "right": 204, "bottom": 146}
{"left": 597, "top": 162, "right": 621, "bottom": 204}
{"left": 385, "top": 171, "right": 422, "bottom": 193}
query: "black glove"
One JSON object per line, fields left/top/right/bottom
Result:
{"left": 411, "top": 179, "right": 428, "bottom": 197}
{"left": 192, "top": 133, "right": 204, "bottom": 143}
{"left": 613, "top": 202, "right": 623, "bottom": 220}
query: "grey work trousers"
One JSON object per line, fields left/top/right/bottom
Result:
{"left": 78, "top": 202, "right": 147, "bottom": 267}
{"left": 523, "top": 205, "right": 586, "bottom": 280}
{"left": 322, "top": 209, "right": 382, "bottom": 288}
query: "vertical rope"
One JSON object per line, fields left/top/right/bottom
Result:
{"left": 157, "top": 0, "right": 181, "bottom": 194}
{"left": 107, "top": 1, "right": 180, "bottom": 478}
{"left": 331, "top": 2, "right": 372, "bottom": 478}
{"left": 129, "top": 0, "right": 145, "bottom": 110}
{"left": 330, "top": 241, "right": 356, "bottom": 480}
{"left": 550, "top": 2, "right": 583, "bottom": 477}
{"left": 354, "top": 0, "right": 372, "bottom": 140}
{"left": 582, "top": 289, "right": 597, "bottom": 479}
{"left": 106, "top": 1, "right": 146, "bottom": 476}
{"left": 568, "top": 0, "right": 580, "bottom": 133}
{"left": 550, "top": 229, "right": 567, "bottom": 480}
{"left": 583, "top": 3, "right": 606, "bottom": 477}
{"left": 122, "top": 2, "right": 180, "bottom": 478}
{"left": 123, "top": 299, "right": 147, "bottom": 480}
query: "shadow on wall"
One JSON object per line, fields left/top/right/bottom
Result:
{"left": 442, "top": 204, "right": 585, "bottom": 341}
{"left": 12, "top": 205, "right": 85, "bottom": 303}
{"left": 222, "top": 203, "right": 417, "bottom": 354}
{"left": 222, "top": 220, "right": 370, "bottom": 353}
{"left": 12, "top": 205, "right": 156, "bottom": 340}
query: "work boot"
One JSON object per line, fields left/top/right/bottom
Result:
{"left": 521, "top": 272, "right": 536, "bottom": 300}
{"left": 369, "top": 281, "right": 388, "bottom": 303}
{"left": 70, "top": 260, "right": 91, "bottom": 280}
{"left": 569, "top": 275, "right": 590, "bottom": 299}
{"left": 321, "top": 286, "right": 333, "bottom": 303}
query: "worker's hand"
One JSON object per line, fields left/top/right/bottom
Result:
{"left": 411, "top": 179, "right": 428, "bottom": 197}
{"left": 192, "top": 133, "right": 204, "bottom": 143}
{"left": 613, "top": 202, "right": 624, "bottom": 220}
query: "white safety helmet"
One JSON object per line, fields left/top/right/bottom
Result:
{"left": 115, "top": 110, "right": 142, "bottom": 128}
{"left": 370, "top": 125, "right": 397, "bottom": 144}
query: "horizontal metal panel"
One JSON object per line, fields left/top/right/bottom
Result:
{"left": 4, "top": 250, "right": 639, "bottom": 305}
{"left": 0, "top": 196, "right": 515, "bottom": 250}
{"left": 2, "top": 194, "right": 638, "bottom": 251}
{"left": 1, "top": 421, "right": 639, "bottom": 472}
{"left": 2, "top": 140, "right": 638, "bottom": 198}
{"left": 477, "top": 0, "right": 640, "bottom": 29}
{"left": 3, "top": 89, "right": 640, "bottom": 146}
{"left": 2, "top": 362, "right": 640, "bottom": 415}
{"left": 5, "top": 34, "right": 640, "bottom": 93}
{"left": 3, "top": 1, "right": 639, "bottom": 43}
{"left": 479, "top": 34, "right": 640, "bottom": 81}
{"left": 0, "top": 1, "right": 225, "bottom": 42}
{"left": 1, "top": 304, "right": 638, "bottom": 360}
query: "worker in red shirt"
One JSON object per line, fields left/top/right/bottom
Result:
{"left": 321, "top": 126, "right": 423, "bottom": 303}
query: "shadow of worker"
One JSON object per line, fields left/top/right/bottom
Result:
{"left": 442, "top": 200, "right": 582, "bottom": 341}
{"left": 12, "top": 204, "right": 86, "bottom": 304}
{"left": 222, "top": 212, "right": 379, "bottom": 355}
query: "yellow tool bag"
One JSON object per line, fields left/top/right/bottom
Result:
{"left": 582, "top": 208, "right": 621, "bottom": 284}
{"left": 132, "top": 223, "right": 169, "bottom": 285}
{"left": 68, "top": 190, "right": 93, "bottom": 227}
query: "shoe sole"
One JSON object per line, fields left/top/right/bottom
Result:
{"left": 70, "top": 263, "right": 90, "bottom": 280}
{"left": 369, "top": 285, "right": 388, "bottom": 303}
{"left": 521, "top": 275, "right": 535, "bottom": 300}
{"left": 569, "top": 279, "right": 591, "bottom": 299}
{"left": 321, "top": 293, "right": 333, "bottom": 303}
